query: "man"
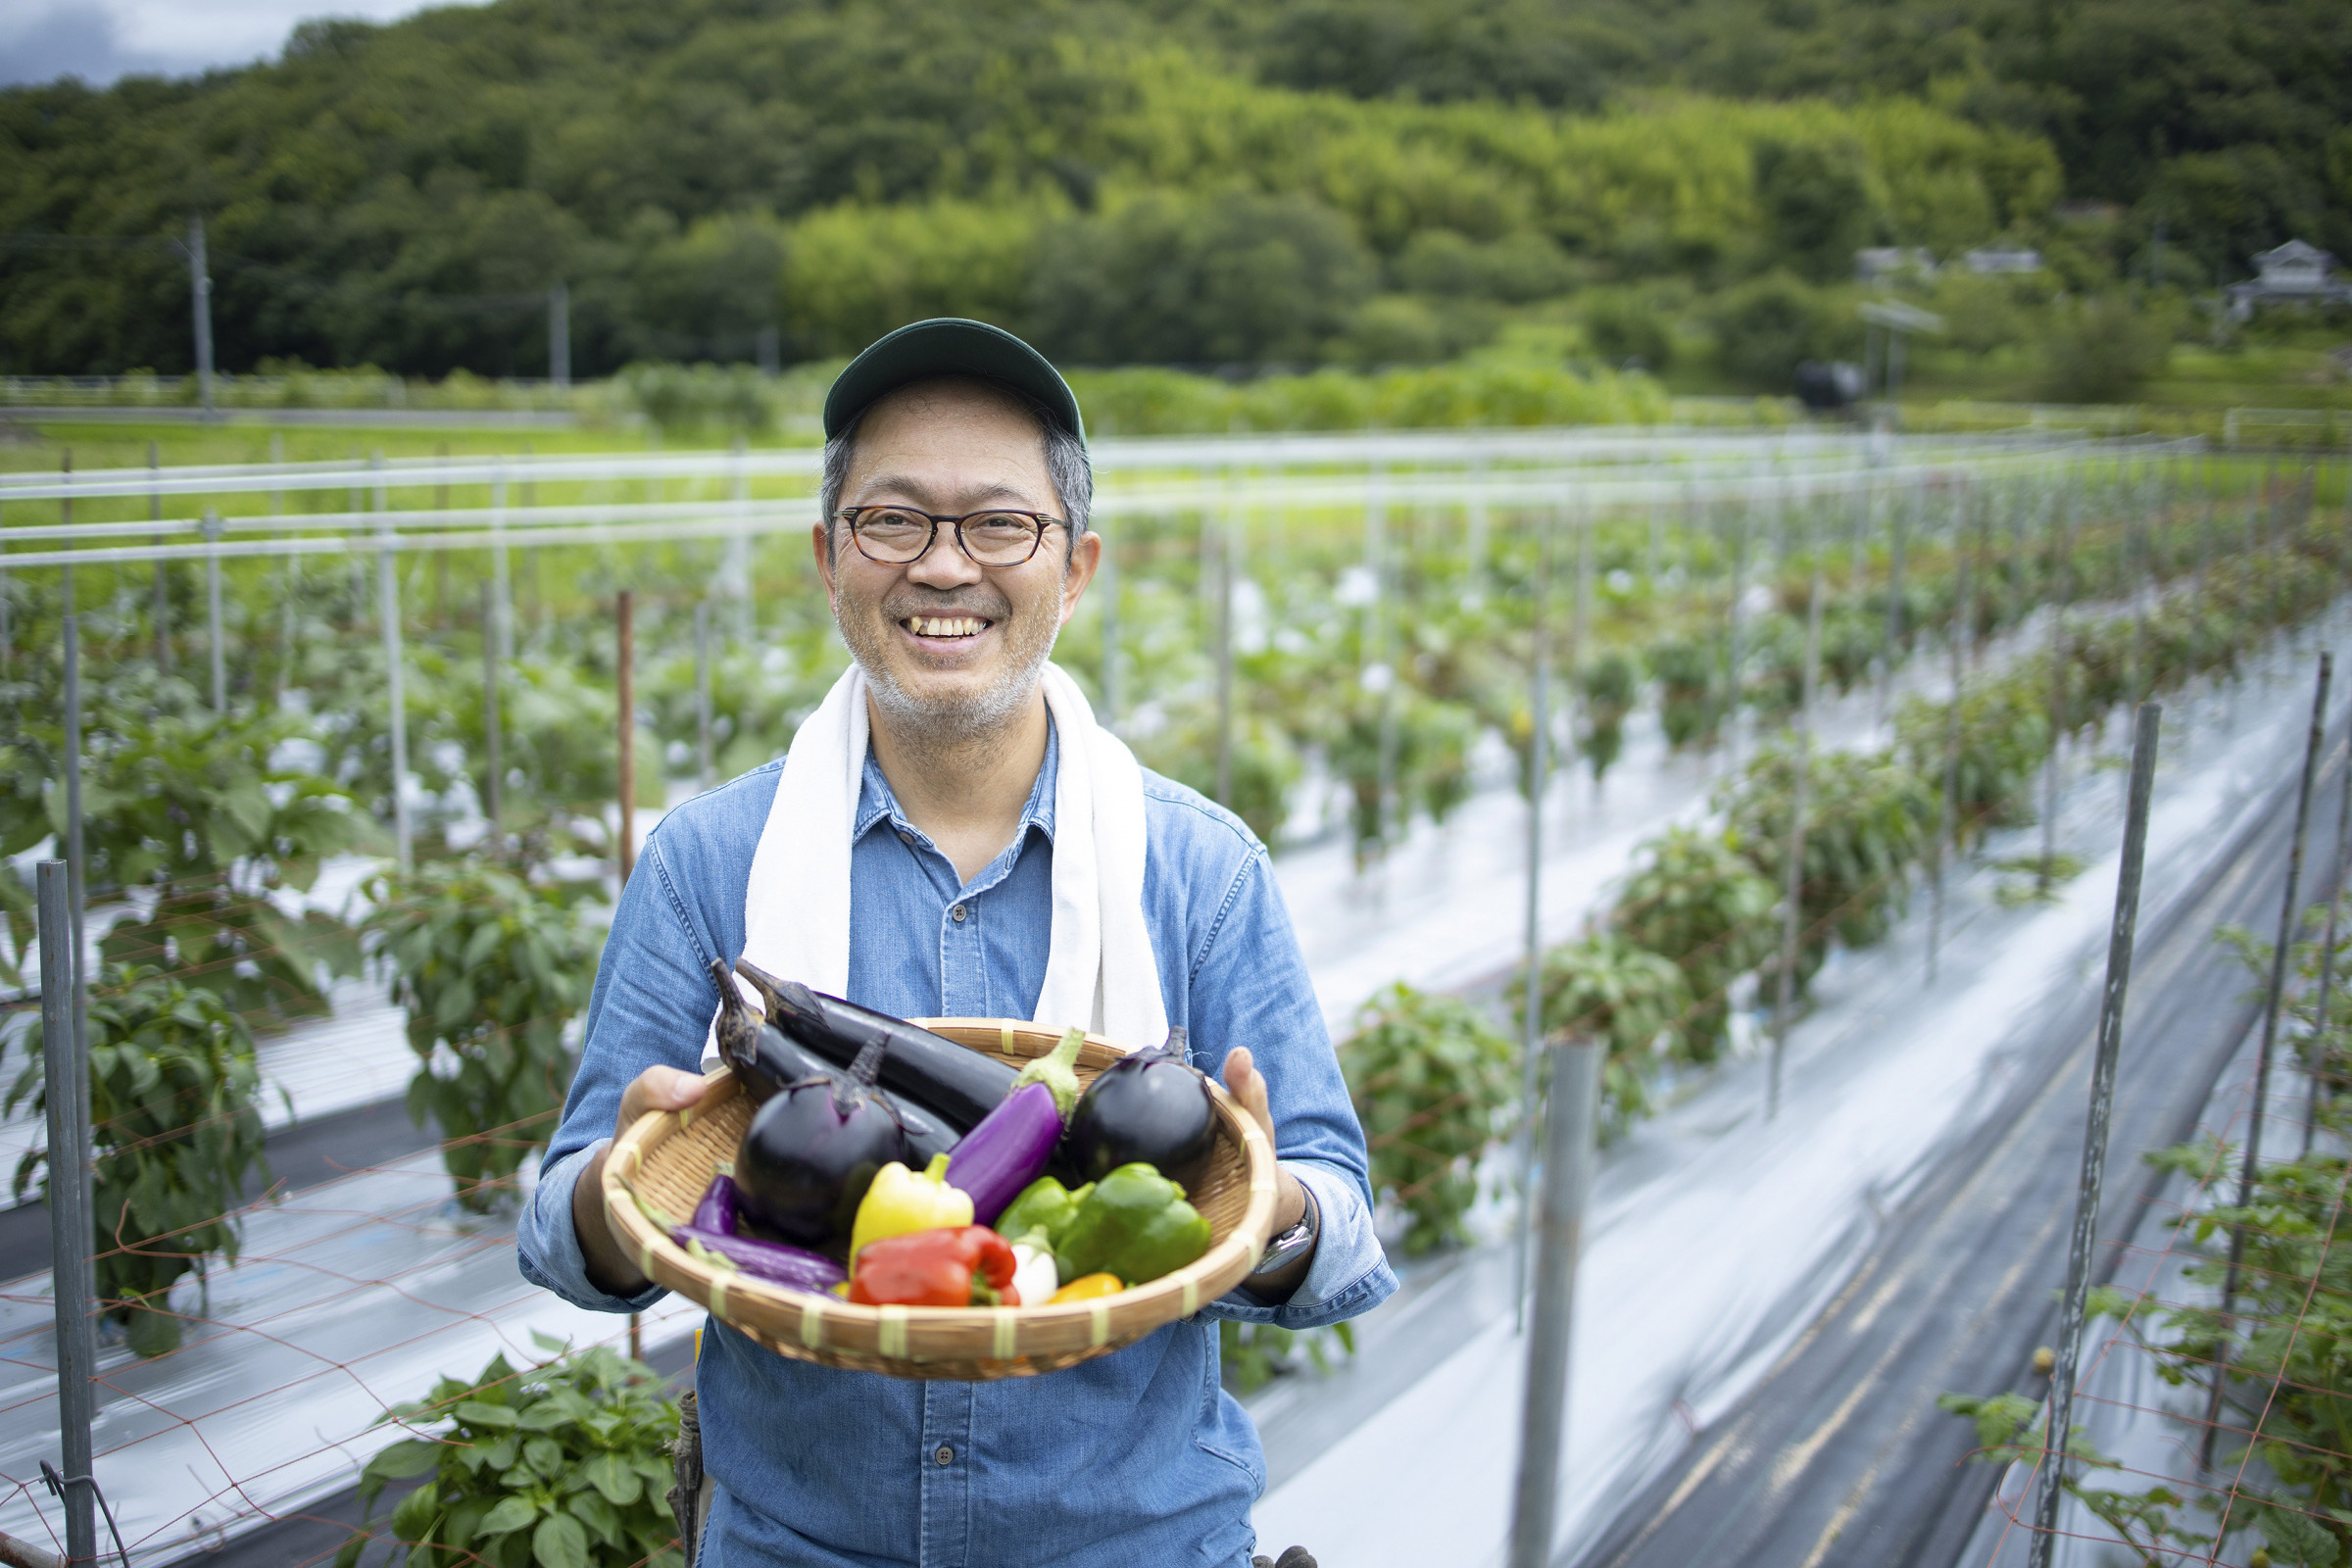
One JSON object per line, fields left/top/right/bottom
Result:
{"left": 517, "top": 318, "right": 1396, "bottom": 1566}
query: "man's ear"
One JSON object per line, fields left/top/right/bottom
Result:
{"left": 1059, "top": 527, "right": 1102, "bottom": 626}
{"left": 811, "top": 521, "right": 835, "bottom": 598}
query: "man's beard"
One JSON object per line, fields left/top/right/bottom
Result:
{"left": 837, "top": 585, "right": 1061, "bottom": 750}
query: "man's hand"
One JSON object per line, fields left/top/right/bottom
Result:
{"left": 572, "top": 1065, "right": 710, "bottom": 1298}
{"left": 1223, "top": 1047, "right": 1313, "bottom": 1298}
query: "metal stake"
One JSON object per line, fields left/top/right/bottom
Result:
{"left": 1930, "top": 487, "right": 1977, "bottom": 982}
{"left": 617, "top": 591, "right": 636, "bottom": 886}
{"left": 1514, "top": 511, "right": 1555, "bottom": 1331}
{"left": 202, "top": 511, "right": 224, "bottom": 712}
{"left": 149, "top": 441, "right": 169, "bottom": 672}
{"left": 376, "top": 464, "right": 413, "bottom": 873}
{"left": 481, "top": 583, "right": 503, "bottom": 840}
{"left": 2039, "top": 476, "right": 2076, "bottom": 894}
{"left": 2200, "top": 654, "right": 2333, "bottom": 1469}
{"left": 1368, "top": 471, "right": 1396, "bottom": 855}
{"left": 1099, "top": 517, "right": 1120, "bottom": 730}
{"left": 38, "top": 861, "right": 99, "bottom": 1566}
{"left": 62, "top": 590, "right": 86, "bottom": 1061}
{"left": 2303, "top": 711, "right": 2351, "bottom": 1156}
{"left": 2028, "top": 703, "right": 2162, "bottom": 1568}
{"left": 1507, "top": 1039, "right": 1602, "bottom": 1568}
{"left": 1769, "top": 516, "right": 1825, "bottom": 1119}
{"left": 695, "top": 601, "right": 714, "bottom": 793}
{"left": 1215, "top": 508, "right": 1235, "bottom": 809}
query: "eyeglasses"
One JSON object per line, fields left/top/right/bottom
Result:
{"left": 836, "top": 506, "right": 1066, "bottom": 567}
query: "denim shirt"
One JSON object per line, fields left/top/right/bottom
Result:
{"left": 516, "top": 717, "right": 1397, "bottom": 1567}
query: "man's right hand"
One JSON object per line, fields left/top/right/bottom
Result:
{"left": 573, "top": 1064, "right": 710, "bottom": 1298}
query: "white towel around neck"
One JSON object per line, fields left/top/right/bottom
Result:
{"left": 701, "top": 661, "right": 1167, "bottom": 1068}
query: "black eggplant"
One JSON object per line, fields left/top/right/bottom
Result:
{"left": 708, "top": 961, "right": 956, "bottom": 1161}
{"left": 734, "top": 1035, "right": 908, "bottom": 1247}
{"left": 1062, "top": 1027, "right": 1216, "bottom": 1187}
{"left": 736, "top": 959, "right": 1017, "bottom": 1131}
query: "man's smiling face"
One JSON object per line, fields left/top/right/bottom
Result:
{"left": 816, "top": 377, "right": 1097, "bottom": 739}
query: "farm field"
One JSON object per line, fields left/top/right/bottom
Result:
{"left": 2, "top": 424, "right": 2348, "bottom": 1566}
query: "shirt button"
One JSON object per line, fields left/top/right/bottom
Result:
{"left": 934, "top": 1445, "right": 955, "bottom": 1465}
{"left": 951, "top": 904, "right": 967, "bottom": 923}
{"left": 898, "top": 830, "right": 914, "bottom": 845}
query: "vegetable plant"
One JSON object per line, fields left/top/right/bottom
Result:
{"left": 1609, "top": 827, "right": 1780, "bottom": 1064}
{"left": 363, "top": 858, "right": 601, "bottom": 1212}
{"left": 1576, "top": 649, "right": 1640, "bottom": 785}
{"left": 5, "top": 961, "right": 271, "bottom": 1356}
{"left": 1339, "top": 983, "right": 1517, "bottom": 1254}
{"left": 1515, "top": 933, "right": 1691, "bottom": 1139}
{"left": 337, "top": 1335, "right": 681, "bottom": 1568}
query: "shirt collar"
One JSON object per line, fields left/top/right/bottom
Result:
{"left": 854, "top": 714, "right": 1059, "bottom": 846}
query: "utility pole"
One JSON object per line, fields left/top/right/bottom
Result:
{"left": 187, "top": 215, "right": 216, "bottom": 417}
{"left": 549, "top": 283, "right": 571, "bottom": 389}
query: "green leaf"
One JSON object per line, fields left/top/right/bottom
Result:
{"left": 476, "top": 1494, "right": 540, "bottom": 1537}
{"left": 387, "top": 1479, "right": 440, "bottom": 1543}
{"left": 365, "top": 1440, "right": 443, "bottom": 1482}
{"left": 583, "top": 1449, "right": 643, "bottom": 1506}
{"left": 456, "top": 1399, "right": 519, "bottom": 1428}
{"left": 531, "top": 1510, "right": 591, "bottom": 1568}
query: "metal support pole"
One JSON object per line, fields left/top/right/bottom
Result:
{"left": 1726, "top": 498, "right": 1750, "bottom": 771}
{"left": 1215, "top": 509, "right": 1235, "bottom": 809}
{"left": 2303, "top": 717, "right": 2351, "bottom": 1155}
{"left": 202, "top": 511, "right": 224, "bottom": 712}
{"left": 1099, "top": 518, "right": 1120, "bottom": 730}
{"left": 2028, "top": 703, "right": 2162, "bottom": 1568}
{"left": 1880, "top": 480, "right": 1908, "bottom": 729}
{"left": 1930, "top": 489, "right": 1976, "bottom": 983}
{"left": 62, "top": 589, "right": 86, "bottom": 1063}
{"left": 1768, "top": 522, "right": 1825, "bottom": 1120}
{"left": 1467, "top": 465, "right": 1491, "bottom": 599}
{"left": 1508, "top": 1038, "right": 1602, "bottom": 1568}
{"left": 695, "top": 601, "right": 714, "bottom": 793}
{"left": 480, "top": 583, "right": 503, "bottom": 841}
{"left": 1570, "top": 509, "right": 1592, "bottom": 792}
{"left": 149, "top": 441, "right": 169, "bottom": 672}
{"left": 2201, "top": 654, "right": 2333, "bottom": 1469}
{"left": 376, "top": 466, "right": 413, "bottom": 873}
{"left": 727, "top": 436, "right": 752, "bottom": 646}
{"left": 2039, "top": 478, "right": 2076, "bottom": 894}
{"left": 1514, "top": 511, "right": 1555, "bottom": 1332}
{"left": 38, "top": 861, "right": 98, "bottom": 1567}
{"left": 548, "top": 283, "right": 571, "bottom": 389}
{"left": 617, "top": 590, "right": 636, "bottom": 886}
{"left": 1368, "top": 473, "right": 1396, "bottom": 856}
{"left": 187, "top": 215, "right": 215, "bottom": 418}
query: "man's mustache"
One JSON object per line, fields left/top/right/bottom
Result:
{"left": 879, "top": 592, "right": 1011, "bottom": 622}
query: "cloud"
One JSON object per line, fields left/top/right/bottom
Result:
{"left": 0, "top": 0, "right": 487, "bottom": 88}
{"left": 0, "top": 1, "right": 218, "bottom": 86}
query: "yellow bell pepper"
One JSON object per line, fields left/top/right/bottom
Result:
{"left": 850, "top": 1152, "right": 973, "bottom": 1263}
{"left": 1049, "top": 1272, "right": 1124, "bottom": 1303}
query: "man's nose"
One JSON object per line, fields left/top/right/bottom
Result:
{"left": 905, "top": 523, "right": 984, "bottom": 588}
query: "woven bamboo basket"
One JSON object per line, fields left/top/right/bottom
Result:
{"left": 601, "top": 1018, "right": 1279, "bottom": 1379}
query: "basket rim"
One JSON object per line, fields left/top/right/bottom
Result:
{"left": 600, "top": 1018, "right": 1279, "bottom": 1355}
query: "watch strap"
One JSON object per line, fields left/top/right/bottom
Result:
{"left": 1250, "top": 1180, "right": 1319, "bottom": 1277}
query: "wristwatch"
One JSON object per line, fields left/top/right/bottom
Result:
{"left": 1250, "top": 1181, "right": 1319, "bottom": 1278}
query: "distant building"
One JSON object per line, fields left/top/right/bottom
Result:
{"left": 1855, "top": 247, "right": 1936, "bottom": 282}
{"left": 1963, "top": 244, "right": 2043, "bottom": 274}
{"left": 2226, "top": 240, "right": 2352, "bottom": 319}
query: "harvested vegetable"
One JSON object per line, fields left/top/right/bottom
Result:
{"left": 1048, "top": 1272, "right": 1123, "bottom": 1304}
{"left": 708, "top": 960, "right": 956, "bottom": 1160}
{"left": 1009, "top": 1242, "right": 1058, "bottom": 1308}
{"left": 850, "top": 1152, "right": 973, "bottom": 1263}
{"left": 1062, "top": 1027, "right": 1215, "bottom": 1186}
{"left": 994, "top": 1176, "right": 1092, "bottom": 1251}
{"left": 1010, "top": 1025, "right": 1089, "bottom": 1120}
{"left": 947, "top": 1081, "right": 1065, "bottom": 1225}
{"left": 848, "top": 1225, "right": 1020, "bottom": 1308}
{"left": 1054, "top": 1162, "right": 1212, "bottom": 1287}
{"left": 738, "top": 961, "right": 1017, "bottom": 1130}
{"left": 672, "top": 1225, "right": 846, "bottom": 1294}
{"left": 689, "top": 1172, "right": 739, "bottom": 1234}
{"left": 734, "top": 1035, "right": 907, "bottom": 1246}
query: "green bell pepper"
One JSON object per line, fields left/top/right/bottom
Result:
{"left": 1053, "top": 1162, "right": 1212, "bottom": 1287}
{"left": 995, "top": 1175, "right": 1093, "bottom": 1250}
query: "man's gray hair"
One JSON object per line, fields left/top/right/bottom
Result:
{"left": 818, "top": 376, "right": 1093, "bottom": 562}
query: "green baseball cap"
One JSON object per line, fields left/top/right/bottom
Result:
{"left": 822, "top": 318, "right": 1086, "bottom": 446}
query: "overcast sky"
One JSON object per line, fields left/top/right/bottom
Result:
{"left": 0, "top": 0, "right": 481, "bottom": 87}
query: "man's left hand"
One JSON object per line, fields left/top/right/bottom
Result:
{"left": 1223, "top": 1047, "right": 1313, "bottom": 1297}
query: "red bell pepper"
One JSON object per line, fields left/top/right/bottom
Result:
{"left": 849, "top": 1225, "right": 1021, "bottom": 1307}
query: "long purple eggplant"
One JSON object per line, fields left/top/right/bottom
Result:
{"left": 690, "top": 1173, "right": 740, "bottom": 1234}
{"left": 736, "top": 960, "right": 1017, "bottom": 1131}
{"left": 708, "top": 961, "right": 956, "bottom": 1161}
{"left": 670, "top": 1224, "right": 845, "bottom": 1294}
{"left": 946, "top": 1083, "right": 1063, "bottom": 1226}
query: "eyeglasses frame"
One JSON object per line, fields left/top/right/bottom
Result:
{"left": 834, "top": 505, "right": 1069, "bottom": 568}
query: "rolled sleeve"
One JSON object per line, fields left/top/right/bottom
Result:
{"left": 1209, "top": 1157, "right": 1396, "bottom": 1331}
{"left": 516, "top": 1141, "right": 667, "bottom": 1314}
